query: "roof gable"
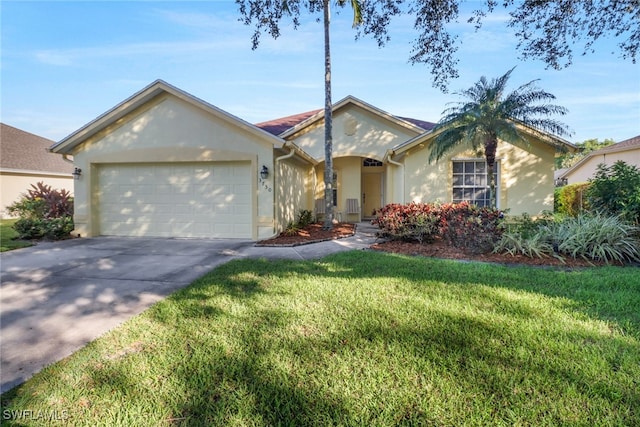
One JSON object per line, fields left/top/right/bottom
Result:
{"left": 51, "top": 80, "right": 284, "bottom": 154}
{"left": 391, "top": 121, "right": 576, "bottom": 157}
{"left": 0, "top": 123, "right": 72, "bottom": 174}
{"left": 275, "top": 96, "right": 431, "bottom": 139}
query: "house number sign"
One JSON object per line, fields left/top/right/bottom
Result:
{"left": 258, "top": 177, "right": 272, "bottom": 192}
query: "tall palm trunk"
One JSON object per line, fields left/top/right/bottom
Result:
{"left": 322, "top": 0, "right": 334, "bottom": 229}
{"left": 485, "top": 136, "right": 498, "bottom": 208}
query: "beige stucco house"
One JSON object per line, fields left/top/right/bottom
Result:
{"left": 1, "top": 123, "right": 74, "bottom": 218}
{"left": 556, "top": 135, "right": 640, "bottom": 185}
{"left": 50, "top": 80, "right": 574, "bottom": 240}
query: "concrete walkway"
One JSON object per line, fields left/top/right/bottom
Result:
{"left": 0, "top": 223, "right": 379, "bottom": 393}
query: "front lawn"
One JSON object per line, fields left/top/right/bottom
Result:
{"left": 0, "top": 219, "right": 32, "bottom": 252}
{"left": 2, "top": 251, "right": 639, "bottom": 426}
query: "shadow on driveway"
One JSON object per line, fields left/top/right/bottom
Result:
{"left": 0, "top": 236, "right": 253, "bottom": 393}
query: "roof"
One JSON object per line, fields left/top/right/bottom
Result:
{"left": 591, "top": 135, "right": 640, "bottom": 154}
{"left": 51, "top": 79, "right": 285, "bottom": 155}
{"left": 0, "top": 123, "right": 72, "bottom": 174}
{"left": 256, "top": 96, "right": 435, "bottom": 137}
{"left": 256, "top": 110, "right": 321, "bottom": 136}
{"left": 557, "top": 135, "right": 640, "bottom": 180}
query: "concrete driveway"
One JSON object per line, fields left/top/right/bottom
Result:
{"left": 0, "top": 224, "right": 379, "bottom": 394}
{"left": 0, "top": 236, "right": 254, "bottom": 393}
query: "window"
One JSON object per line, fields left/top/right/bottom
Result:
{"left": 452, "top": 160, "right": 498, "bottom": 208}
{"left": 363, "top": 158, "right": 383, "bottom": 167}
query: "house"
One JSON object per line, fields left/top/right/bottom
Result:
{"left": 50, "top": 80, "right": 574, "bottom": 240}
{"left": 555, "top": 135, "right": 640, "bottom": 185}
{"left": 1, "top": 123, "right": 75, "bottom": 218}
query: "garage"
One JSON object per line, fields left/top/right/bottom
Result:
{"left": 97, "top": 162, "right": 252, "bottom": 238}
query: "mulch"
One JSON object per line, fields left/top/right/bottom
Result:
{"left": 257, "top": 222, "right": 613, "bottom": 268}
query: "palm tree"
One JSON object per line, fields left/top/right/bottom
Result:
{"left": 321, "top": 0, "right": 362, "bottom": 229}
{"left": 429, "top": 67, "right": 572, "bottom": 209}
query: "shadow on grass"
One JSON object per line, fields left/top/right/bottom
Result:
{"left": 142, "top": 251, "right": 639, "bottom": 425}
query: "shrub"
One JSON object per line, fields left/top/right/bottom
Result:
{"left": 373, "top": 202, "right": 504, "bottom": 252}
{"left": 587, "top": 161, "right": 640, "bottom": 225}
{"left": 282, "top": 222, "right": 300, "bottom": 236}
{"left": 7, "top": 182, "right": 74, "bottom": 240}
{"left": 372, "top": 202, "right": 442, "bottom": 244}
{"left": 494, "top": 213, "right": 640, "bottom": 264}
{"left": 554, "top": 183, "right": 590, "bottom": 216}
{"left": 296, "top": 209, "right": 314, "bottom": 228}
{"left": 551, "top": 214, "right": 640, "bottom": 264}
{"left": 439, "top": 202, "right": 505, "bottom": 254}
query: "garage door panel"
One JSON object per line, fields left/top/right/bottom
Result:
{"left": 98, "top": 163, "right": 252, "bottom": 238}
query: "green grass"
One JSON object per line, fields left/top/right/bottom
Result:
{"left": 0, "top": 219, "right": 32, "bottom": 252}
{"left": 2, "top": 251, "right": 639, "bottom": 426}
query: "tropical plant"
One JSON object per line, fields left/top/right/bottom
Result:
{"left": 494, "top": 213, "right": 640, "bottom": 264}
{"left": 587, "top": 161, "right": 640, "bottom": 225}
{"left": 6, "top": 182, "right": 74, "bottom": 240}
{"left": 429, "top": 67, "right": 572, "bottom": 209}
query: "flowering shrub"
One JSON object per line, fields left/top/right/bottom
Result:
{"left": 373, "top": 201, "right": 504, "bottom": 252}
{"left": 7, "top": 182, "right": 74, "bottom": 240}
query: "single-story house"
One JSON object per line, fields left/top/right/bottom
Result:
{"left": 555, "top": 135, "right": 640, "bottom": 185}
{"left": 1, "top": 123, "right": 75, "bottom": 218}
{"left": 50, "top": 80, "right": 575, "bottom": 240}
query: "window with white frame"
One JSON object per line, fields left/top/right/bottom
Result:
{"left": 452, "top": 160, "right": 498, "bottom": 208}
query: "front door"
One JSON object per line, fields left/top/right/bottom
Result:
{"left": 362, "top": 173, "right": 382, "bottom": 218}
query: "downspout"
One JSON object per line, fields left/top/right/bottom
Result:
{"left": 387, "top": 153, "right": 404, "bottom": 204}
{"left": 271, "top": 148, "right": 296, "bottom": 237}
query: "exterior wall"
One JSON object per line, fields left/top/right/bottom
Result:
{"left": 1, "top": 172, "right": 74, "bottom": 218}
{"left": 314, "top": 157, "right": 362, "bottom": 221}
{"left": 70, "top": 94, "right": 275, "bottom": 239}
{"left": 290, "top": 106, "right": 419, "bottom": 161}
{"left": 401, "top": 136, "right": 557, "bottom": 216}
{"left": 564, "top": 149, "right": 640, "bottom": 184}
{"left": 274, "top": 156, "right": 312, "bottom": 234}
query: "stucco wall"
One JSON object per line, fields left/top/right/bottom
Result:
{"left": 565, "top": 149, "right": 640, "bottom": 184}
{"left": 401, "top": 137, "right": 556, "bottom": 216}
{"left": 290, "top": 106, "right": 418, "bottom": 161}
{"left": 1, "top": 173, "right": 74, "bottom": 218}
{"left": 275, "top": 156, "right": 312, "bottom": 233}
{"left": 70, "top": 94, "right": 275, "bottom": 239}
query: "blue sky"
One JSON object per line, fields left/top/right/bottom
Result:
{"left": 1, "top": 1, "right": 639, "bottom": 144}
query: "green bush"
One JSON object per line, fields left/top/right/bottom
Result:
{"left": 494, "top": 213, "right": 640, "bottom": 264}
{"left": 7, "top": 182, "right": 74, "bottom": 240}
{"left": 554, "top": 183, "right": 590, "bottom": 216}
{"left": 12, "top": 218, "right": 45, "bottom": 239}
{"left": 587, "top": 161, "right": 640, "bottom": 225}
{"left": 296, "top": 209, "right": 314, "bottom": 228}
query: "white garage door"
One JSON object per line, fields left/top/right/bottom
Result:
{"left": 98, "top": 162, "right": 252, "bottom": 238}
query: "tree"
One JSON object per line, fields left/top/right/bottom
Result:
{"left": 428, "top": 67, "right": 572, "bottom": 209}
{"left": 237, "top": 0, "right": 371, "bottom": 230}
{"left": 235, "top": 0, "right": 635, "bottom": 225}
{"left": 555, "top": 138, "right": 616, "bottom": 169}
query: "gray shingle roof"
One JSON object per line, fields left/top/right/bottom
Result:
{"left": 0, "top": 123, "right": 72, "bottom": 174}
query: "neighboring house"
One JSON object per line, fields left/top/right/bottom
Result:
{"left": 50, "top": 80, "right": 574, "bottom": 240}
{"left": 0, "top": 123, "right": 74, "bottom": 218}
{"left": 556, "top": 135, "right": 640, "bottom": 185}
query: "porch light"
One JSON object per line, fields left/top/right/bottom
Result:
{"left": 260, "top": 165, "right": 269, "bottom": 180}
{"left": 72, "top": 167, "right": 82, "bottom": 180}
